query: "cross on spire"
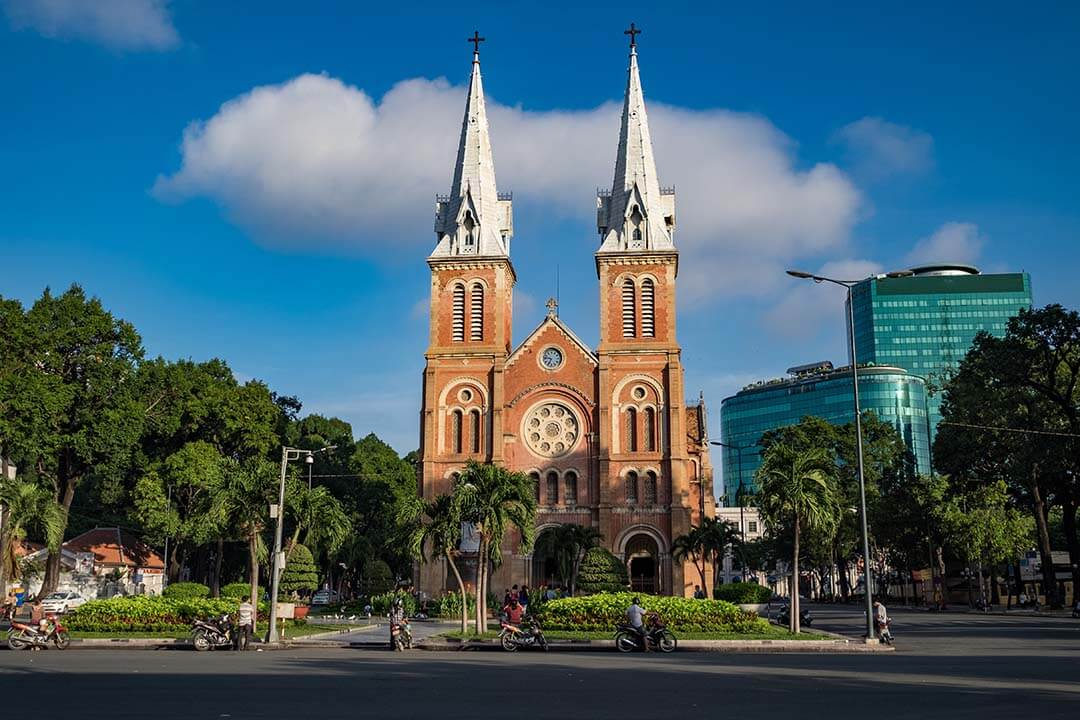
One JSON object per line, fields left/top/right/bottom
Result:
{"left": 624, "top": 22, "right": 641, "bottom": 49}
{"left": 468, "top": 31, "right": 485, "bottom": 54}
{"left": 546, "top": 297, "right": 558, "bottom": 317}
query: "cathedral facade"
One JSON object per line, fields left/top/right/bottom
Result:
{"left": 417, "top": 38, "right": 714, "bottom": 598}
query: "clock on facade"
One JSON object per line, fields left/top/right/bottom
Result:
{"left": 540, "top": 346, "right": 563, "bottom": 370}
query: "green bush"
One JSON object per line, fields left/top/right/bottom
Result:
{"left": 220, "top": 582, "right": 266, "bottom": 600}
{"left": 370, "top": 591, "right": 417, "bottom": 617}
{"left": 576, "top": 548, "right": 629, "bottom": 594}
{"left": 363, "top": 559, "right": 395, "bottom": 596}
{"left": 426, "top": 591, "right": 475, "bottom": 618}
{"left": 66, "top": 596, "right": 241, "bottom": 633}
{"left": 533, "top": 592, "right": 766, "bottom": 633}
{"left": 280, "top": 544, "right": 319, "bottom": 596}
{"left": 161, "top": 582, "right": 210, "bottom": 600}
{"left": 713, "top": 582, "right": 773, "bottom": 604}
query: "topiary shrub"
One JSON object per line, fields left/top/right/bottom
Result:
{"left": 221, "top": 582, "right": 266, "bottom": 600}
{"left": 713, "top": 582, "right": 773, "bottom": 604}
{"left": 426, "top": 591, "right": 475, "bottom": 618}
{"left": 280, "top": 544, "right": 319, "bottom": 596}
{"left": 576, "top": 548, "right": 629, "bottom": 594}
{"left": 363, "top": 559, "right": 395, "bottom": 596}
{"left": 161, "top": 582, "right": 210, "bottom": 600}
{"left": 533, "top": 592, "right": 766, "bottom": 633}
{"left": 370, "top": 591, "right": 417, "bottom": 617}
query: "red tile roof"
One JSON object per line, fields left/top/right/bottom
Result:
{"left": 63, "top": 528, "right": 164, "bottom": 570}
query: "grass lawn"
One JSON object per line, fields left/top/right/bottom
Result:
{"left": 440, "top": 626, "right": 829, "bottom": 642}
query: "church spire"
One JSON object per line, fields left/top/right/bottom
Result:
{"left": 432, "top": 32, "right": 513, "bottom": 259}
{"left": 597, "top": 25, "right": 675, "bottom": 254}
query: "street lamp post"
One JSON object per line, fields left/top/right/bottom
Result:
{"left": 267, "top": 444, "right": 337, "bottom": 643}
{"left": 786, "top": 267, "right": 913, "bottom": 642}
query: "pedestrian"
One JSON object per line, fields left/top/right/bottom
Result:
{"left": 503, "top": 588, "right": 512, "bottom": 607}
{"left": 518, "top": 585, "right": 530, "bottom": 610}
{"left": 693, "top": 585, "right": 706, "bottom": 600}
{"left": 872, "top": 599, "right": 892, "bottom": 645}
{"left": 235, "top": 598, "right": 255, "bottom": 651}
{"left": 544, "top": 585, "right": 556, "bottom": 601}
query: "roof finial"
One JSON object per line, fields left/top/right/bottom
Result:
{"left": 546, "top": 297, "right": 558, "bottom": 317}
{"left": 624, "top": 22, "right": 641, "bottom": 52}
{"left": 468, "top": 30, "right": 485, "bottom": 61}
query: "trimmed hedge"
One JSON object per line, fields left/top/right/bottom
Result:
{"left": 576, "top": 548, "right": 629, "bottom": 594}
{"left": 713, "top": 582, "right": 773, "bottom": 604}
{"left": 533, "top": 592, "right": 766, "bottom": 633}
{"left": 66, "top": 596, "right": 240, "bottom": 633}
{"left": 161, "top": 582, "right": 210, "bottom": 600}
{"left": 426, "top": 591, "right": 475, "bottom": 618}
{"left": 221, "top": 582, "right": 266, "bottom": 600}
{"left": 280, "top": 544, "right": 318, "bottom": 595}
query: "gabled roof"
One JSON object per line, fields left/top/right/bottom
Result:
{"left": 506, "top": 312, "right": 598, "bottom": 369}
{"left": 60, "top": 528, "right": 164, "bottom": 569}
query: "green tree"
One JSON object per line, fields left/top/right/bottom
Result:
{"left": 756, "top": 443, "right": 838, "bottom": 633}
{"left": 576, "top": 547, "right": 629, "bottom": 594}
{"left": 214, "top": 457, "right": 276, "bottom": 616}
{"left": 532, "top": 523, "right": 602, "bottom": 595}
{"left": 285, "top": 481, "right": 350, "bottom": 556}
{"left": 0, "top": 286, "right": 145, "bottom": 596}
{"left": 279, "top": 543, "right": 319, "bottom": 597}
{"left": 0, "top": 477, "right": 66, "bottom": 592}
{"left": 455, "top": 461, "right": 537, "bottom": 633}
{"left": 672, "top": 526, "right": 708, "bottom": 594}
{"left": 402, "top": 494, "right": 470, "bottom": 633}
{"left": 697, "top": 517, "right": 742, "bottom": 596}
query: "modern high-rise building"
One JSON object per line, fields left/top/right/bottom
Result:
{"left": 850, "top": 263, "right": 1033, "bottom": 438}
{"left": 719, "top": 363, "right": 931, "bottom": 503}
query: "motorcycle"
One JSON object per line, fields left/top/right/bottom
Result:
{"left": 875, "top": 618, "right": 894, "bottom": 645}
{"left": 614, "top": 613, "right": 677, "bottom": 653}
{"left": 775, "top": 604, "right": 813, "bottom": 627}
{"left": 192, "top": 614, "right": 234, "bottom": 651}
{"left": 7, "top": 615, "right": 70, "bottom": 651}
{"left": 390, "top": 618, "right": 413, "bottom": 651}
{"left": 498, "top": 615, "right": 548, "bottom": 652}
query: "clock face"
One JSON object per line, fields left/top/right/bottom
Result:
{"left": 541, "top": 347, "right": 563, "bottom": 370}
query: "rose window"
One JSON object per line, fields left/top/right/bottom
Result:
{"left": 524, "top": 403, "right": 579, "bottom": 458}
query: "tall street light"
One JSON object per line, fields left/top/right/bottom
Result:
{"left": 267, "top": 444, "right": 337, "bottom": 643}
{"left": 785, "top": 267, "right": 913, "bottom": 642}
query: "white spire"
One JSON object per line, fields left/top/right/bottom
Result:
{"left": 597, "top": 37, "right": 675, "bottom": 253}
{"left": 432, "top": 43, "right": 513, "bottom": 259}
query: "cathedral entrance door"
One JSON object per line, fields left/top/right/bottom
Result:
{"left": 625, "top": 534, "right": 659, "bottom": 595}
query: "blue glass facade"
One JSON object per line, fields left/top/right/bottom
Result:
{"left": 719, "top": 367, "right": 931, "bottom": 503}
{"left": 850, "top": 264, "right": 1032, "bottom": 440}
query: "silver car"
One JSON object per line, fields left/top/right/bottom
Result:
{"left": 40, "top": 591, "right": 86, "bottom": 614}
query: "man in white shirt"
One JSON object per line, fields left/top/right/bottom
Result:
{"left": 626, "top": 597, "right": 649, "bottom": 650}
{"left": 235, "top": 600, "right": 255, "bottom": 651}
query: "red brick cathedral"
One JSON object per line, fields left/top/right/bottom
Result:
{"left": 417, "top": 36, "right": 714, "bottom": 598}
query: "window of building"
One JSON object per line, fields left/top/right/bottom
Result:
{"left": 470, "top": 409, "right": 481, "bottom": 454}
{"left": 644, "top": 471, "right": 657, "bottom": 504}
{"left": 470, "top": 283, "right": 484, "bottom": 342}
{"left": 565, "top": 471, "right": 578, "bottom": 507}
{"left": 451, "top": 284, "right": 465, "bottom": 342}
{"left": 462, "top": 210, "right": 476, "bottom": 250}
{"left": 451, "top": 409, "right": 463, "bottom": 454}
{"left": 641, "top": 278, "right": 655, "bottom": 338}
{"left": 546, "top": 471, "right": 559, "bottom": 505}
{"left": 748, "top": 521, "right": 758, "bottom": 533}
{"left": 622, "top": 278, "right": 636, "bottom": 337}
{"left": 529, "top": 471, "right": 541, "bottom": 503}
{"left": 643, "top": 407, "right": 656, "bottom": 452}
{"left": 625, "top": 471, "right": 638, "bottom": 504}
{"left": 625, "top": 407, "right": 638, "bottom": 452}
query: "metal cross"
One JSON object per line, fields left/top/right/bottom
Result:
{"left": 624, "top": 23, "right": 641, "bottom": 48}
{"left": 468, "top": 31, "right": 485, "bottom": 53}
{"left": 546, "top": 297, "right": 558, "bottom": 316}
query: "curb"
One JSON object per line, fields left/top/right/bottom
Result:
{"left": 415, "top": 637, "right": 894, "bottom": 653}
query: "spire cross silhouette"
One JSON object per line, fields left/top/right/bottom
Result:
{"left": 624, "top": 23, "right": 641, "bottom": 48}
{"left": 468, "top": 31, "right": 485, "bottom": 54}
{"left": 546, "top": 297, "right": 558, "bottom": 316}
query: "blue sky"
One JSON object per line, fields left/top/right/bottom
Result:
{"left": 3, "top": 0, "right": 1079, "bottom": 453}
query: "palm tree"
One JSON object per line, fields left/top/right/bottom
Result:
{"left": 756, "top": 442, "right": 837, "bottom": 633}
{"left": 455, "top": 461, "right": 537, "bottom": 633}
{"left": 0, "top": 477, "right": 66, "bottom": 595}
{"left": 286, "top": 480, "right": 351, "bottom": 559}
{"left": 533, "top": 523, "right": 602, "bottom": 595}
{"left": 214, "top": 458, "right": 276, "bottom": 621}
{"left": 402, "top": 494, "right": 469, "bottom": 633}
{"left": 672, "top": 526, "right": 708, "bottom": 594}
{"left": 697, "top": 517, "right": 743, "bottom": 596}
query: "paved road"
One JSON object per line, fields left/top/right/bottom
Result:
{"left": 0, "top": 605, "right": 1075, "bottom": 719}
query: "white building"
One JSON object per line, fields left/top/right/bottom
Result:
{"left": 715, "top": 506, "right": 764, "bottom": 586}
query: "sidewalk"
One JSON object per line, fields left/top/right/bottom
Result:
{"left": 416, "top": 636, "right": 894, "bottom": 653}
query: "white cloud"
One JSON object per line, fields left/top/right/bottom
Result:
{"left": 764, "top": 258, "right": 883, "bottom": 339}
{"left": 3, "top": 0, "right": 178, "bottom": 51}
{"left": 906, "top": 222, "right": 985, "bottom": 266}
{"left": 832, "top": 116, "right": 933, "bottom": 181}
{"left": 154, "top": 72, "right": 862, "bottom": 302}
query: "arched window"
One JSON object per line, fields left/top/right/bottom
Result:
{"left": 625, "top": 471, "right": 639, "bottom": 504}
{"left": 625, "top": 407, "right": 638, "bottom": 452}
{"left": 643, "top": 407, "right": 656, "bottom": 452}
{"left": 629, "top": 205, "right": 644, "bottom": 246}
{"left": 641, "top": 278, "right": 655, "bottom": 338}
{"left": 462, "top": 210, "right": 476, "bottom": 250}
{"left": 470, "top": 409, "right": 482, "bottom": 454}
{"left": 621, "top": 278, "right": 636, "bottom": 338}
{"left": 564, "top": 471, "right": 578, "bottom": 507}
{"left": 644, "top": 471, "right": 658, "bottom": 505}
{"left": 546, "top": 471, "right": 559, "bottom": 505}
{"left": 451, "top": 284, "right": 465, "bottom": 342}
{"left": 529, "top": 471, "right": 541, "bottom": 503}
{"left": 451, "top": 410, "right": 463, "bottom": 454}
{"left": 470, "top": 282, "right": 484, "bottom": 342}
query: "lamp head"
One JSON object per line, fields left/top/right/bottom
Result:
{"left": 305, "top": 453, "right": 314, "bottom": 465}
{"left": 786, "top": 269, "right": 815, "bottom": 279}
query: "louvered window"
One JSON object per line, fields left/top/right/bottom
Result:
{"left": 546, "top": 471, "right": 559, "bottom": 505}
{"left": 644, "top": 471, "right": 658, "bottom": 505}
{"left": 565, "top": 471, "right": 578, "bottom": 507}
{"left": 626, "top": 407, "right": 638, "bottom": 452}
{"left": 644, "top": 407, "right": 656, "bottom": 452}
{"left": 452, "top": 284, "right": 465, "bottom": 342}
{"left": 530, "top": 471, "right": 541, "bottom": 503}
{"left": 622, "top": 278, "right": 636, "bottom": 338}
{"left": 625, "top": 471, "right": 639, "bottom": 504}
{"left": 641, "top": 278, "right": 655, "bottom": 338}
{"left": 451, "top": 410, "right": 463, "bottom": 454}
{"left": 470, "top": 283, "right": 484, "bottom": 342}
{"left": 470, "top": 410, "right": 482, "bottom": 454}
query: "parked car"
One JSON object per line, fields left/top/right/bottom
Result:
{"left": 40, "top": 592, "right": 85, "bottom": 614}
{"left": 310, "top": 590, "right": 340, "bottom": 606}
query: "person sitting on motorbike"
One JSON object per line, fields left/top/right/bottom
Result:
{"left": 872, "top": 600, "right": 892, "bottom": 644}
{"left": 626, "top": 597, "right": 650, "bottom": 651}
{"left": 390, "top": 597, "right": 406, "bottom": 626}
{"left": 502, "top": 596, "right": 525, "bottom": 626}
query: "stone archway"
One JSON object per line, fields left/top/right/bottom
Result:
{"left": 531, "top": 526, "right": 562, "bottom": 588}
{"left": 624, "top": 533, "right": 660, "bottom": 595}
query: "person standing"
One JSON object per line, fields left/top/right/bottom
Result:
{"left": 235, "top": 599, "right": 255, "bottom": 651}
{"left": 518, "top": 585, "right": 530, "bottom": 611}
{"left": 693, "top": 585, "right": 706, "bottom": 600}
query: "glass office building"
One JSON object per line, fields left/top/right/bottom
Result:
{"left": 849, "top": 263, "right": 1032, "bottom": 439}
{"left": 719, "top": 364, "right": 931, "bottom": 503}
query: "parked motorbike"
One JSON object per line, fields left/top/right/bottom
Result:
{"left": 614, "top": 613, "right": 677, "bottom": 653}
{"left": 775, "top": 604, "right": 813, "bottom": 627}
{"left": 875, "top": 618, "right": 894, "bottom": 645}
{"left": 7, "top": 615, "right": 70, "bottom": 651}
{"left": 192, "top": 614, "right": 234, "bottom": 651}
{"left": 498, "top": 615, "right": 548, "bottom": 652}
{"left": 390, "top": 619, "right": 413, "bottom": 651}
